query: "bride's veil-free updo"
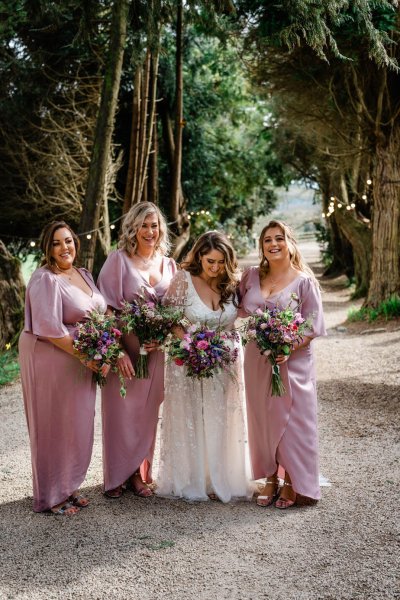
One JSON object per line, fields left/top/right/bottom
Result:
{"left": 181, "top": 230, "right": 240, "bottom": 308}
{"left": 118, "top": 202, "right": 170, "bottom": 257}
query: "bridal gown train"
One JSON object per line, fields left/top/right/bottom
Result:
{"left": 155, "top": 270, "right": 253, "bottom": 503}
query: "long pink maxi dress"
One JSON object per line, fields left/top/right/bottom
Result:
{"left": 19, "top": 266, "right": 107, "bottom": 512}
{"left": 239, "top": 267, "right": 326, "bottom": 500}
{"left": 97, "top": 249, "right": 176, "bottom": 492}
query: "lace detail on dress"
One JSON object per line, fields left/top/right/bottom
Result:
{"left": 155, "top": 270, "right": 253, "bottom": 503}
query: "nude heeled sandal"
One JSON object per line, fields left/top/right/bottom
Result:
{"left": 256, "top": 479, "right": 279, "bottom": 507}
{"left": 275, "top": 481, "right": 296, "bottom": 509}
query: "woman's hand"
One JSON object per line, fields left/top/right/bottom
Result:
{"left": 79, "top": 359, "right": 111, "bottom": 377}
{"left": 117, "top": 352, "right": 135, "bottom": 379}
{"left": 143, "top": 341, "right": 160, "bottom": 353}
{"left": 275, "top": 354, "right": 290, "bottom": 365}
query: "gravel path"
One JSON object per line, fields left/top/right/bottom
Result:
{"left": 0, "top": 244, "right": 399, "bottom": 600}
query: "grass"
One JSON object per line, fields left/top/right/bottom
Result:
{"left": 0, "top": 348, "right": 20, "bottom": 386}
{"left": 348, "top": 295, "right": 400, "bottom": 323}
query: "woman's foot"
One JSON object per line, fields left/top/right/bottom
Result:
{"left": 50, "top": 501, "right": 79, "bottom": 516}
{"left": 256, "top": 477, "right": 279, "bottom": 507}
{"left": 129, "top": 472, "right": 153, "bottom": 498}
{"left": 275, "top": 481, "right": 297, "bottom": 509}
{"left": 104, "top": 485, "right": 123, "bottom": 499}
{"left": 69, "top": 491, "right": 89, "bottom": 508}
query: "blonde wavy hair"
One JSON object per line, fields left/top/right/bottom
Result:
{"left": 118, "top": 202, "right": 170, "bottom": 256}
{"left": 181, "top": 231, "right": 240, "bottom": 308}
{"left": 259, "top": 220, "right": 318, "bottom": 285}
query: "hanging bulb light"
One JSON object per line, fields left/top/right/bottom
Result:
{"left": 30, "top": 241, "right": 36, "bottom": 247}
{"left": 367, "top": 179, "right": 372, "bottom": 185}
{"left": 86, "top": 234, "right": 92, "bottom": 239}
{"left": 110, "top": 224, "right": 116, "bottom": 230}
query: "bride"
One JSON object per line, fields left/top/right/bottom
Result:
{"left": 155, "top": 231, "right": 253, "bottom": 502}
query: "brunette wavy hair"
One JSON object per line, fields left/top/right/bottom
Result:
{"left": 258, "top": 220, "right": 317, "bottom": 284}
{"left": 39, "top": 221, "right": 80, "bottom": 273}
{"left": 118, "top": 202, "right": 170, "bottom": 256}
{"left": 181, "top": 231, "right": 240, "bottom": 308}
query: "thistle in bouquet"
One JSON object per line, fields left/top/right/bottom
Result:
{"left": 119, "top": 297, "right": 187, "bottom": 379}
{"left": 243, "top": 294, "right": 312, "bottom": 396}
{"left": 73, "top": 310, "right": 127, "bottom": 397}
{"left": 168, "top": 323, "right": 240, "bottom": 380}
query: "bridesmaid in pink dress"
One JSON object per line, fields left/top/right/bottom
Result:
{"left": 97, "top": 202, "right": 176, "bottom": 499}
{"left": 19, "top": 221, "right": 107, "bottom": 515}
{"left": 240, "top": 220, "right": 326, "bottom": 509}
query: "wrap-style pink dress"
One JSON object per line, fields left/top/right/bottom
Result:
{"left": 239, "top": 267, "right": 326, "bottom": 500}
{"left": 97, "top": 249, "right": 176, "bottom": 492}
{"left": 19, "top": 266, "right": 107, "bottom": 512}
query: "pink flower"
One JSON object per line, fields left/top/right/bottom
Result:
{"left": 174, "top": 358, "right": 185, "bottom": 366}
{"left": 196, "top": 340, "right": 209, "bottom": 350}
{"left": 112, "top": 328, "right": 122, "bottom": 336}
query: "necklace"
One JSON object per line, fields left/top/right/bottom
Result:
{"left": 135, "top": 252, "right": 154, "bottom": 266}
{"left": 266, "top": 270, "right": 291, "bottom": 289}
{"left": 55, "top": 264, "right": 75, "bottom": 280}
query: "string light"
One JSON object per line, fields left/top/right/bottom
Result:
{"left": 321, "top": 213, "right": 325, "bottom": 218}
{"left": 330, "top": 196, "right": 335, "bottom": 201}
{"left": 86, "top": 234, "right": 92, "bottom": 240}
{"left": 362, "top": 194, "right": 367, "bottom": 200}
{"left": 367, "top": 179, "right": 372, "bottom": 185}
{"left": 346, "top": 205, "right": 351, "bottom": 211}
{"left": 110, "top": 224, "right": 115, "bottom": 230}
{"left": 30, "top": 241, "right": 36, "bottom": 247}
{"left": 337, "top": 203, "right": 342, "bottom": 208}
{"left": 350, "top": 203, "right": 356, "bottom": 208}
{"left": 188, "top": 215, "right": 191, "bottom": 220}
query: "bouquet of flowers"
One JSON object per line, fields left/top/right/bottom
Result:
{"left": 119, "top": 297, "right": 186, "bottom": 378}
{"left": 168, "top": 323, "right": 240, "bottom": 380}
{"left": 73, "top": 310, "right": 126, "bottom": 397}
{"left": 243, "top": 294, "right": 311, "bottom": 396}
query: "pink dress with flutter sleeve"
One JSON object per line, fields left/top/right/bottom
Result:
{"left": 97, "top": 249, "right": 177, "bottom": 491}
{"left": 239, "top": 266, "right": 326, "bottom": 500}
{"left": 19, "top": 266, "right": 107, "bottom": 512}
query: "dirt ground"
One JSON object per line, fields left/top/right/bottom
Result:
{"left": 0, "top": 243, "right": 399, "bottom": 600}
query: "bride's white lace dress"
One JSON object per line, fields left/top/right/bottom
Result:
{"left": 155, "top": 270, "right": 253, "bottom": 503}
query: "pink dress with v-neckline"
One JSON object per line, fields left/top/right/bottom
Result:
{"left": 239, "top": 266, "right": 326, "bottom": 500}
{"left": 19, "top": 266, "right": 107, "bottom": 511}
{"left": 97, "top": 249, "right": 177, "bottom": 491}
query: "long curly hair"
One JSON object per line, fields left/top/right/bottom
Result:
{"left": 39, "top": 221, "right": 80, "bottom": 273}
{"left": 181, "top": 231, "right": 240, "bottom": 308}
{"left": 258, "top": 220, "right": 317, "bottom": 284}
{"left": 118, "top": 202, "right": 170, "bottom": 257}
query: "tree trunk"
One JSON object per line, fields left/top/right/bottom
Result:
{"left": 123, "top": 67, "right": 142, "bottom": 214}
{"left": 334, "top": 207, "right": 371, "bottom": 298}
{"left": 0, "top": 241, "right": 25, "bottom": 349}
{"left": 367, "top": 129, "right": 400, "bottom": 306}
{"left": 79, "top": 0, "right": 129, "bottom": 271}
{"left": 123, "top": 46, "right": 160, "bottom": 212}
{"left": 169, "top": 0, "right": 190, "bottom": 258}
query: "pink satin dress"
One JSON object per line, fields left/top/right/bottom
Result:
{"left": 239, "top": 267, "right": 326, "bottom": 500}
{"left": 19, "top": 266, "right": 107, "bottom": 512}
{"left": 97, "top": 249, "right": 176, "bottom": 491}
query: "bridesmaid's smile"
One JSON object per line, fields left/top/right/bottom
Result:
{"left": 51, "top": 227, "right": 76, "bottom": 271}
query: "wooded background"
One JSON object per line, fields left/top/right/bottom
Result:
{"left": 1, "top": 0, "right": 399, "bottom": 348}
